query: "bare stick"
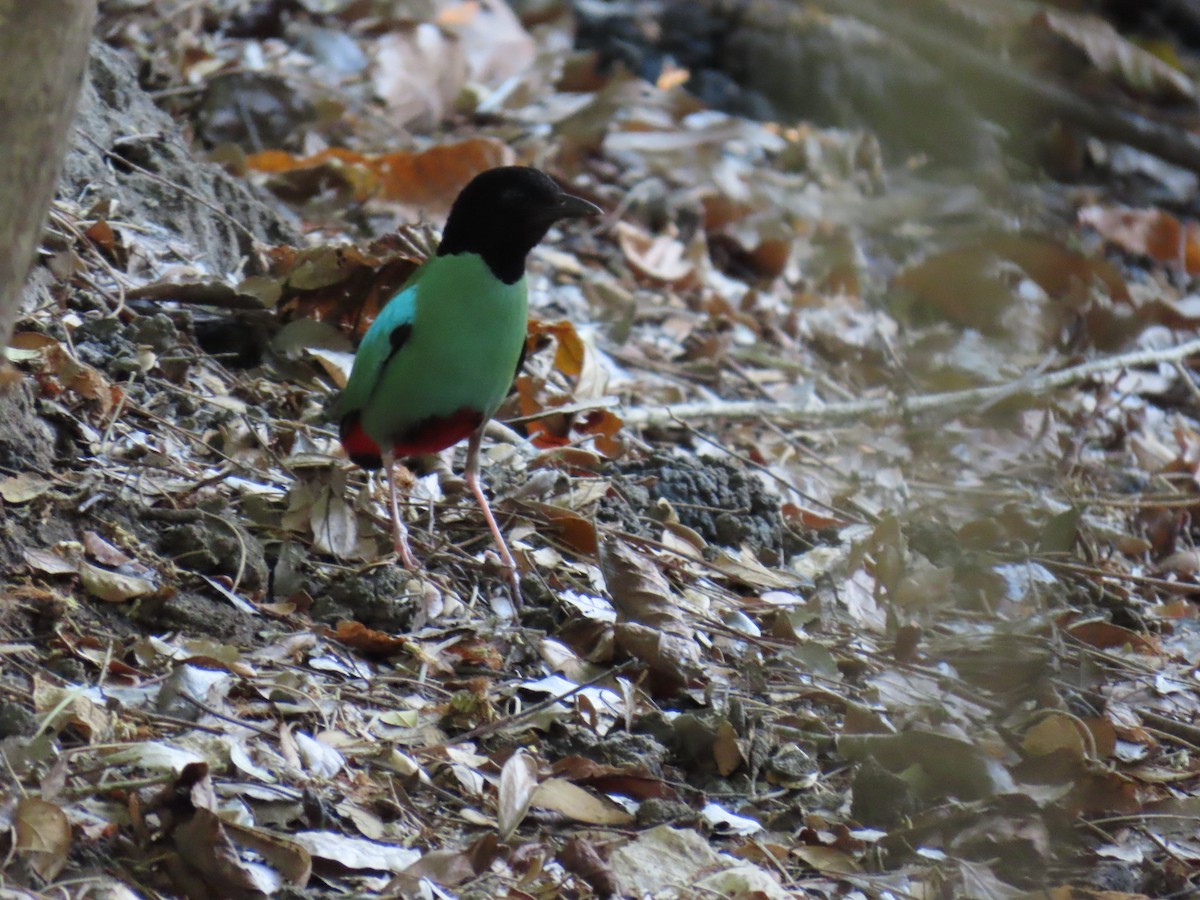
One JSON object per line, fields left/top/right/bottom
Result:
{"left": 621, "top": 338, "right": 1200, "bottom": 429}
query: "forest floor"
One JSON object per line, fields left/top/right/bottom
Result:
{"left": 3, "top": 2, "right": 1200, "bottom": 898}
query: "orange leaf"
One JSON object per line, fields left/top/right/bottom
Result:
{"left": 531, "top": 503, "right": 599, "bottom": 556}
{"left": 514, "top": 375, "right": 570, "bottom": 449}
{"left": 576, "top": 409, "right": 623, "bottom": 458}
{"left": 324, "top": 620, "right": 410, "bottom": 657}
{"left": 1066, "top": 620, "right": 1159, "bottom": 654}
{"left": 246, "top": 139, "right": 513, "bottom": 210}
{"left": 84, "top": 220, "right": 116, "bottom": 253}
{"left": 528, "top": 318, "right": 586, "bottom": 378}
{"left": 1079, "top": 204, "right": 1200, "bottom": 274}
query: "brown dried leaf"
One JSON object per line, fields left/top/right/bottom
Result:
{"left": 613, "top": 622, "right": 702, "bottom": 694}
{"left": 531, "top": 503, "right": 599, "bottom": 556}
{"left": 559, "top": 836, "right": 618, "bottom": 898}
{"left": 13, "top": 798, "right": 71, "bottom": 881}
{"left": 712, "top": 548, "right": 801, "bottom": 590}
{"left": 83, "top": 530, "right": 134, "bottom": 566}
{"left": 515, "top": 374, "right": 572, "bottom": 450}
{"left": 895, "top": 234, "right": 1130, "bottom": 335}
{"left": 1066, "top": 620, "right": 1159, "bottom": 654}
{"left": 528, "top": 317, "right": 586, "bottom": 378}
{"left": 599, "top": 539, "right": 687, "bottom": 630}
{"left": 172, "top": 807, "right": 280, "bottom": 897}
{"left": 577, "top": 408, "right": 624, "bottom": 458}
{"left": 712, "top": 720, "right": 744, "bottom": 776}
{"left": 791, "top": 845, "right": 861, "bottom": 876}
{"left": 1035, "top": 10, "right": 1195, "bottom": 103}
{"left": 1023, "top": 713, "right": 1087, "bottom": 759}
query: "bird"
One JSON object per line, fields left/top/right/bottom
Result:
{"left": 337, "top": 166, "right": 601, "bottom": 605}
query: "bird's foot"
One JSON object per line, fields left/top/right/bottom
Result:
{"left": 394, "top": 538, "right": 421, "bottom": 572}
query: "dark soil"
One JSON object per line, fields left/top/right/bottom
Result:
{"left": 602, "top": 453, "right": 805, "bottom": 564}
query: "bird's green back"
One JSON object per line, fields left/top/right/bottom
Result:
{"left": 340, "top": 253, "right": 528, "bottom": 447}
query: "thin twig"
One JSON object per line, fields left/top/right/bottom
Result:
{"left": 621, "top": 339, "right": 1200, "bottom": 428}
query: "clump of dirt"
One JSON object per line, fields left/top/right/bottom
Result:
{"left": 155, "top": 511, "right": 269, "bottom": 591}
{"left": 851, "top": 757, "right": 918, "bottom": 828}
{"left": 74, "top": 312, "right": 181, "bottom": 378}
{"left": 0, "top": 383, "right": 55, "bottom": 473}
{"left": 134, "top": 590, "right": 260, "bottom": 644}
{"left": 636, "top": 798, "right": 696, "bottom": 826}
{"left": 603, "top": 453, "right": 803, "bottom": 564}
{"left": 549, "top": 727, "right": 670, "bottom": 774}
{"left": 310, "top": 565, "right": 417, "bottom": 633}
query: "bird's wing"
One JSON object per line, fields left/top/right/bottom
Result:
{"left": 337, "top": 274, "right": 422, "bottom": 418}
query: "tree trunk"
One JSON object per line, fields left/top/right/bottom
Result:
{"left": 0, "top": 0, "right": 96, "bottom": 351}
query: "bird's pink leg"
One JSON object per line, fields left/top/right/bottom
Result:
{"left": 381, "top": 449, "right": 419, "bottom": 571}
{"left": 465, "top": 427, "right": 522, "bottom": 607}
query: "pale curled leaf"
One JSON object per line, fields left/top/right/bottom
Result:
{"left": 82, "top": 530, "right": 134, "bottom": 566}
{"left": 712, "top": 548, "right": 801, "bottom": 590}
{"left": 497, "top": 750, "right": 539, "bottom": 841}
{"left": 616, "top": 221, "right": 697, "bottom": 286}
{"left": 289, "top": 830, "right": 421, "bottom": 872}
{"left": 310, "top": 480, "right": 359, "bottom": 559}
{"left": 530, "top": 778, "right": 635, "bottom": 826}
{"left": 24, "top": 548, "right": 79, "bottom": 575}
{"left": 608, "top": 825, "right": 724, "bottom": 897}
{"left": 78, "top": 560, "right": 155, "bottom": 602}
{"left": 0, "top": 472, "right": 52, "bottom": 503}
{"left": 103, "top": 741, "right": 207, "bottom": 773}
{"left": 694, "top": 865, "right": 790, "bottom": 899}
{"left": 699, "top": 801, "right": 763, "bottom": 836}
{"left": 294, "top": 732, "right": 345, "bottom": 779}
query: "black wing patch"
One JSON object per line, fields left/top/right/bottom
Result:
{"left": 384, "top": 323, "right": 413, "bottom": 368}
{"left": 512, "top": 340, "right": 528, "bottom": 382}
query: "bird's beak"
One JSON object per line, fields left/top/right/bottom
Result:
{"left": 551, "top": 192, "right": 603, "bottom": 221}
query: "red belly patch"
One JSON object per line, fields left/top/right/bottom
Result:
{"left": 393, "top": 407, "right": 484, "bottom": 456}
{"left": 340, "top": 413, "right": 384, "bottom": 468}
{"left": 340, "top": 408, "right": 483, "bottom": 469}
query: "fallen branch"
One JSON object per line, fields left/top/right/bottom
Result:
{"left": 620, "top": 338, "right": 1200, "bottom": 429}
